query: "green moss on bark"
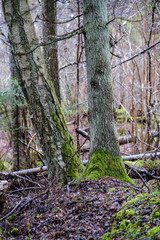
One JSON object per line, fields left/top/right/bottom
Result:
{"left": 82, "top": 150, "right": 134, "bottom": 184}
{"left": 51, "top": 99, "right": 84, "bottom": 180}
{"left": 62, "top": 139, "right": 84, "bottom": 180}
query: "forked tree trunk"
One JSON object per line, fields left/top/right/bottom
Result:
{"left": 83, "top": 0, "right": 134, "bottom": 184}
{"left": 41, "top": 0, "right": 61, "bottom": 102}
{"left": 2, "top": 0, "right": 84, "bottom": 183}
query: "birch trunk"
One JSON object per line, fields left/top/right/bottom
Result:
{"left": 2, "top": 0, "right": 84, "bottom": 183}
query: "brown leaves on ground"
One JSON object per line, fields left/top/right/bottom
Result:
{"left": 0, "top": 177, "right": 139, "bottom": 240}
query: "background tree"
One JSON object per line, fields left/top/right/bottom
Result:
{"left": 41, "top": 0, "right": 61, "bottom": 102}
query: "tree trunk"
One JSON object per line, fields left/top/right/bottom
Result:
{"left": 83, "top": 0, "right": 134, "bottom": 184}
{"left": 41, "top": 0, "right": 61, "bottom": 102}
{"left": 10, "top": 51, "right": 20, "bottom": 171}
{"left": 10, "top": 52, "right": 27, "bottom": 171}
{"left": 2, "top": 0, "right": 84, "bottom": 183}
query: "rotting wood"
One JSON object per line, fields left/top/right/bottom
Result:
{"left": 0, "top": 180, "right": 8, "bottom": 212}
{"left": 0, "top": 180, "right": 8, "bottom": 191}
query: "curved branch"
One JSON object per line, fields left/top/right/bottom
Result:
{"left": 112, "top": 40, "right": 160, "bottom": 69}
{"left": 15, "top": 26, "right": 84, "bottom": 55}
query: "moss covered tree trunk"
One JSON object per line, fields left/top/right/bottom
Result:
{"left": 2, "top": 0, "right": 84, "bottom": 182}
{"left": 83, "top": 0, "right": 133, "bottom": 184}
{"left": 41, "top": 0, "right": 61, "bottom": 102}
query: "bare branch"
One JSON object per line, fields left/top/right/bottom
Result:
{"left": 9, "top": 187, "right": 45, "bottom": 194}
{"left": 1, "top": 200, "right": 23, "bottom": 220}
{"left": 112, "top": 40, "right": 160, "bottom": 69}
{"left": 125, "top": 163, "right": 152, "bottom": 192}
{"left": 18, "top": 139, "right": 44, "bottom": 157}
{"left": 15, "top": 26, "right": 84, "bottom": 56}
{"left": 37, "top": 13, "right": 83, "bottom": 24}
{"left": 59, "top": 60, "right": 86, "bottom": 71}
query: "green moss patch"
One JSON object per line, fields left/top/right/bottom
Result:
{"left": 116, "top": 109, "right": 126, "bottom": 115}
{"left": 82, "top": 150, "right": 134, "bottom": 185}
{"left": 10, "top": 228, "right": 19, "bottom": 236}
{"left": 147, "top": 226, "right": 160, "bottom": 238}
{"left": 125, "top": 159, "right": 160, "bottom": 170}
{"left": 101, "top": 191, "right": 160, "bottom": 239}
{"left": 108, "top": 188, "right": 116, "bottom": 192}
{"left": 7, "top": 214, "right": 16, "bottom": 221}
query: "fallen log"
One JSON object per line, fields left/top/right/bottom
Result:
{"left": 76, "top": 128, "right": 136, "bottom": 145}
{"left": 76, "top": 128, "right": 160, "bottom": 146}
{"left": 1, "top": 151, "right": 160, "bottom": 178}
{"left": 125, "top": 162, "right": 160, "bottom": 181}
{"left": 123, "top": 152, "right": 160, "bottom": 161}
{"left": 1, "top": 166, "right": 48, "bottom": 177}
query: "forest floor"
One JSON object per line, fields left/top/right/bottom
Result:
{"left": 0, "top": 123, "right": 160, "bottom": 239}
{"left": 1, "top": 174, "right": 159, "bottom": 239}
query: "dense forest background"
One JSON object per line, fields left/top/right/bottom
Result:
{"left": 0, "top": 0, "right": 159, "bottom": 172}
{"left": 0, "top": 1, "right": 160, "bottom": 240}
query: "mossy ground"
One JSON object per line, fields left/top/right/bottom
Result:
{"left": 101, "top": 191, "right": 160, "bottom": 240}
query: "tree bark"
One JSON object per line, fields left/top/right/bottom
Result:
{"left": 83, "top": 0, "right": 120, "bottom": 156}
{"left": 41, "top": 0, "right": 61, "bottom": 102}
{"left": 2, "top": 0, "right": 84, "bottom": 183}
{"left": 83, "top": 0, "right": 134, "bottom": 184}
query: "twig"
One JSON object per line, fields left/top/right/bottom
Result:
{"left": 17, "top": 190, "right": 49, "bottom": 213}
{"left": 76, "top": 128, "right": 90, "bottom": 139}
{"left": 18, "top": 139, "right": 44, "bottom": 157}
{"left": 52, "top": 138, "right": 88, "bottom": 184}
{"left": 18, "top": 139, "right": 46, "bottom": 166}
{"left": 1, "top": 190, "right": 49, "bottom": 221}
{"left": 0, "top": 200, "right": 23, "bottom": 220}
{"left": 7, "top": 173, "right": 41, "bottom": 187}
{"left": 112, "top": 40, "right": 160, "bottom": 69}
{"left": 125, "top": 163, "right": 152, "bottom": 192}
{"left": 37, "top": 13, "right": 83, "bottom": 24}
{"left": 59, "top": 60, "right": 86, "bottom": 71}
{"left": 76, "top": 128, "right": 136, "bottom": 145}
{"left": 9, "top": 187, "right": 46, "bottom": 194}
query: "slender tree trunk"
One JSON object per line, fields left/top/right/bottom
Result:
{"left": 10, "top": 53, "right": 20, "bottom": 171}
{"left": 83, "top": 0, "right": 134, "bottom": 184}
{"left": 2, "top": 0, "right": 84, "bottom": 183}
{"left": 41, "top": 0, "right": 61, "bottom": 102}
{"left": 76, "top": 0, "right": 81, "bottom": 151}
